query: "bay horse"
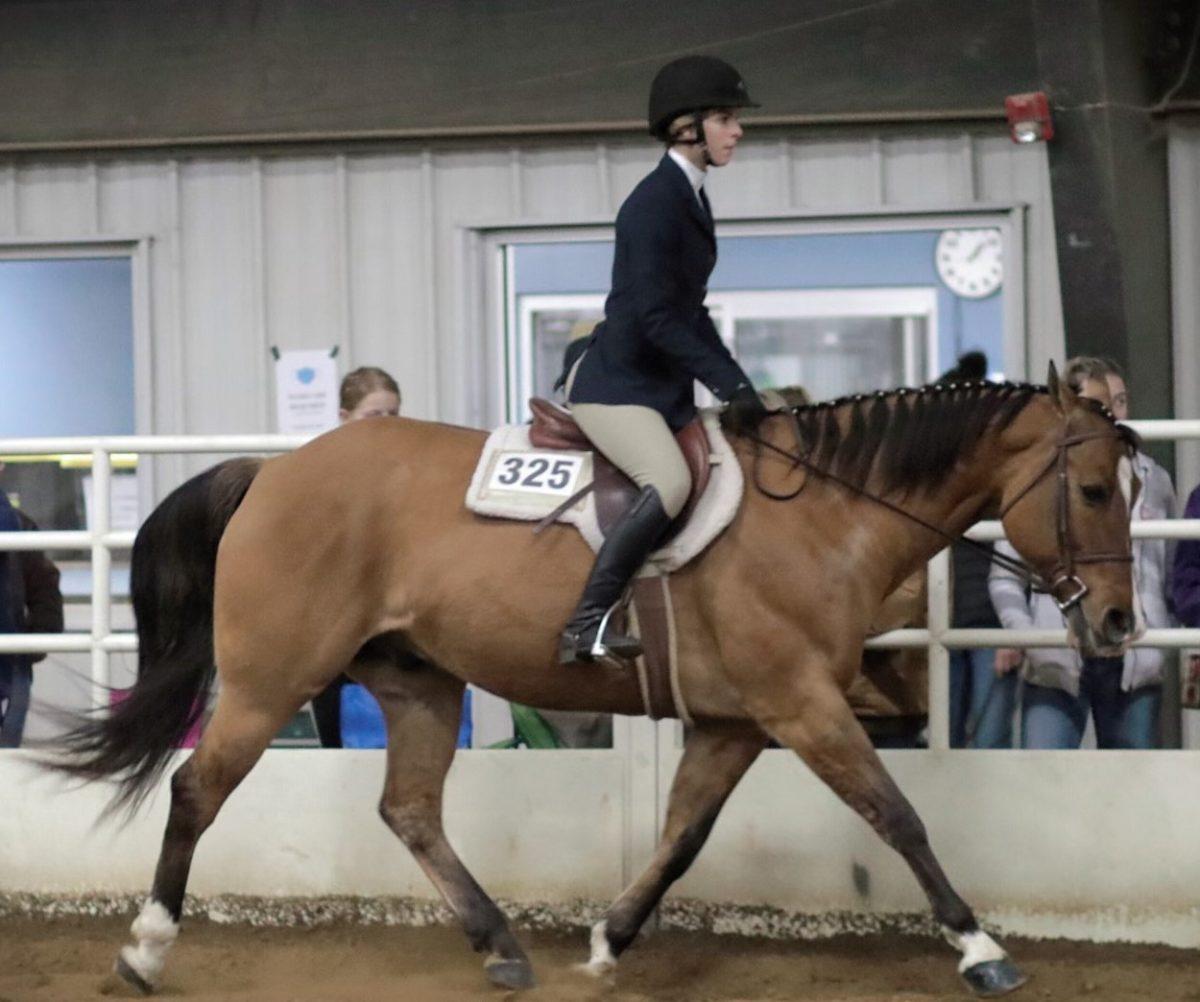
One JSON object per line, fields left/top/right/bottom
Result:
{"left": 55, "top": 367, "right": 1139, "bottom": 998}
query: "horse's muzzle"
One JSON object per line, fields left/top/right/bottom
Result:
{"left": 1077, "top": 604, "right": 1137, "bottom": 658}
{"left": 1100, "top": 606, "right": 1135, "bottom": 648}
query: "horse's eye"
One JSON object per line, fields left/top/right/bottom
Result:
{"left": 1080, "top": 484, "right": 1109, "bottom": 505}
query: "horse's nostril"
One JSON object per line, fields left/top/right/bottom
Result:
{"left": 1102, "top": 607, "right": 1133, "bottom": 642}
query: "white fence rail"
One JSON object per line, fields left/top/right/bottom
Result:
{"left": 0, "top": 435, "right": 306, "bottom": 707}
{"left": 0, "top": 423, "right": 1197, "bottom": 750}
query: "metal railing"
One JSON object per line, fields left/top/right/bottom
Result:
{"left": 0, "top": 422, "right": 1197, "bottom": 749}
{"left": 0, "top": 435, "right": 307, "bottom": 707}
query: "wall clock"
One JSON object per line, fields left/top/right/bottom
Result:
{"left": 935, "top": 228, "right": 1003, "bottom": 299}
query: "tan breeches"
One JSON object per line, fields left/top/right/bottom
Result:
{"left": 569, "top": 403, "right": 691, "bottom": 519}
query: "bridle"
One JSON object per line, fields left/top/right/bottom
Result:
{"left": 744, "top": 413, "right": 1134, "bottom": 614}
{"left": 997, "top": 426, "right": 1133, "bottom": 613}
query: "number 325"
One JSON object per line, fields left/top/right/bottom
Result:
{"left": 497, "top": 456, "right": 575, "bottom": 490}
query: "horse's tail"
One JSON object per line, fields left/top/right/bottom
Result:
{"left": 50, "top": 456, "right": 264, "bottom": 814}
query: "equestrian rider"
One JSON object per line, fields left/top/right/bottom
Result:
{"left": 559, "top": 55, "right": 770, "bottom": 666}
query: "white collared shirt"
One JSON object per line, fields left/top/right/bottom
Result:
{"left": 667, "top": 148, "right": 706, "bottom": 206}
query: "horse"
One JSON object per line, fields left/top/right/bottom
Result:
{"left": 53, "top": 365, "right": 1139, "bottom": 998}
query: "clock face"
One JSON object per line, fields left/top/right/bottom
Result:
{"left": 935, "top": 228, "right": 1003, "bottom": 299}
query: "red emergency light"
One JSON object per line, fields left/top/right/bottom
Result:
{"left": 1004, "top": 91, "right": 1054, "bottom": 144}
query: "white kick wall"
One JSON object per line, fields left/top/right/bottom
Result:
{"left": 4, "top": 746, "right": 1200, "bottom": 947}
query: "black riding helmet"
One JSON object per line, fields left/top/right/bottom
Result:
{"left": 647, "top": 55, "right": 759, "bottom": 140}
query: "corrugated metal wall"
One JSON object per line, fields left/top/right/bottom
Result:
{"left": 0, "top": 129, "right": 1061, "bottom": 488}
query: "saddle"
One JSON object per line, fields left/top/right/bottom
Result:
{"left": 527, "top": 397, "right": 712, "bottom": 541}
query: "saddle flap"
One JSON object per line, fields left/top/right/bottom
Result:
{"left": 529, "top": 398, "right": 589, "bottom": 450}
{"left": 528, "top": 397, "right": 711, "bottom": 525}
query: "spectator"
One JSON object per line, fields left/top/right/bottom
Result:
{"left": 0, "top": 474, "right": 64, "bottom": 747}
{"left": 940, "top": 352, "right": 1018, "bottom": 748}
{"left": 338, "top": 366, "right": 401, "bottom": 422}
{"left": 1174, "top": 483, "right": 1200, "bottom": 631}
{"left": 989, "top": 357, "right": 1174, "bottom": 748}
{"left": 311, "top": 366, "right": 401, "bottom": 748}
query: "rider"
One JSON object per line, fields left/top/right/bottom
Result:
{"left": 559, "top": 55, "right": 770, "bottom": 666}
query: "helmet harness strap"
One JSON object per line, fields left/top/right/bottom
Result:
{"left": 668, "top": 110, "right": 714, "bottom": 166}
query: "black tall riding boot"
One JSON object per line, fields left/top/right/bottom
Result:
{"left": 559, "top": 485, "right": 673, "bottom": 666}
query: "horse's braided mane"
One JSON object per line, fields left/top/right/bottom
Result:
{"left": 778, "top": 379, "right": 1130, "bottom": 496}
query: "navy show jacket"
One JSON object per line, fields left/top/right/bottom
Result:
{"left": 567, "top": 154, "right": 751, "bottom": 431}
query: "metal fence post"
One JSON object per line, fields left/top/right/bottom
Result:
{"left": 927, "top": 547, "right": 952, "bottom": 751}
{"left": 90, "top": 445, "right": 112, "bottom": 711}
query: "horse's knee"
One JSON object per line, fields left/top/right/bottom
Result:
{"left": 378, "top": 797, "right": 439, "bottom": 853}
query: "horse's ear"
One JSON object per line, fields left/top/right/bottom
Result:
{"left": 1046, "top": 360, "right": 1075, "bottom": 413}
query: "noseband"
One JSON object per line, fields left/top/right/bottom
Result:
{"left": 997, "top": 427, "right": 1133, "bottom": 613}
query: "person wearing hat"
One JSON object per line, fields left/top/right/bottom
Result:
{"left": 558, "top": 55, "right": 769, "bottom": 666}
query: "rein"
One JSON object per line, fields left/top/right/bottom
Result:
{"left": 744, "top": 413, "right": 1132, "bottom": 613}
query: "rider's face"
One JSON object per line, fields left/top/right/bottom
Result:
{"left": 702, "top": 109, "right": 743, "bottom": 167}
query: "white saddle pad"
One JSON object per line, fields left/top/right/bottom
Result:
{"left": 464, "top": 408, "right": 744, "bottom": 573}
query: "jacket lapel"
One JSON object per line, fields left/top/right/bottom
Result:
{"left": 658, "top": 155, "right": 715, "bottom": 248}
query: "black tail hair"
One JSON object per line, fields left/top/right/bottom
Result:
{"left": 48, "top": 457, "right": 263, "bottom": 815}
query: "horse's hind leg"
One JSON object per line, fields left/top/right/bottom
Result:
{"left": 353, "top": 656, "right": 535, "bottom": 991}
{"left": 115, "top": 682, "right": 304, "bottom": 993}
{"left": 585, "top": 720, "right": 766, "bottom": 976}
{"left": 754, "top": 673, "right": 1027, "bottom": 998}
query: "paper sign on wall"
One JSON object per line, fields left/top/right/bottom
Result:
{"left": 274, "top": 349, "right": 339, "bottom": 434}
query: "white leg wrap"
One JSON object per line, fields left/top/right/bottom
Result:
{"left": 943, "top": 926, "right": 1006, "bottom": 974}
{"left": 583, "top": 920, "right": 617, "bottom": 976}
{"left": 119, "top": 899, "right": 179, "bottom": 987}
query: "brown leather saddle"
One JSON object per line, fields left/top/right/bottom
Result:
{"left": 527, "top": 397, "right": 712, "bottom": 542}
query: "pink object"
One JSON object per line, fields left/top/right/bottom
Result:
{"left": 109, "top": 689, "right": 204, "bottom": 748}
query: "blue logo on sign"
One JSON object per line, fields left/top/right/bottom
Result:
{"left": 296, "top": 367, "right": 316, "bottom": 385}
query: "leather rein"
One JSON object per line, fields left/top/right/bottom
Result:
{"left": 745, "top": 414, "right": 1133, "bottom": 614}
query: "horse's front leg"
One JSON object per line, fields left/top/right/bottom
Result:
{"left": 749, "top": 669, "right": 1027, "bottom": 998}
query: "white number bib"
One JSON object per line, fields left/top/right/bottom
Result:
{"left": 483, "top": 450, "right": 588, "bottom": 499}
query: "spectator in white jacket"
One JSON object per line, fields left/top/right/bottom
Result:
{"left": 988, "top": 358, "right": 1175, "bottom": 748}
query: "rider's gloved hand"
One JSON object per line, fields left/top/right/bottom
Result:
{"left": 723, "top": 383, "right": 771, "bottom": 436}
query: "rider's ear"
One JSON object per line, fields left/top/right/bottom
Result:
{"left": 1046, "top": 361, "right": 1076, "bottom": 414}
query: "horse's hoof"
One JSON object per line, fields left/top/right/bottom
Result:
{"left": 961, "top": 957, "right": 1029, "bottom": 997}
{"left": 484, "top": 956, "right": 536, "bottom": 991}
{"left": 577, "top": 956, "right": 617, "bottom": 979}
{"left": 114, "top": 953, "right": 156, "bottom": 996}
